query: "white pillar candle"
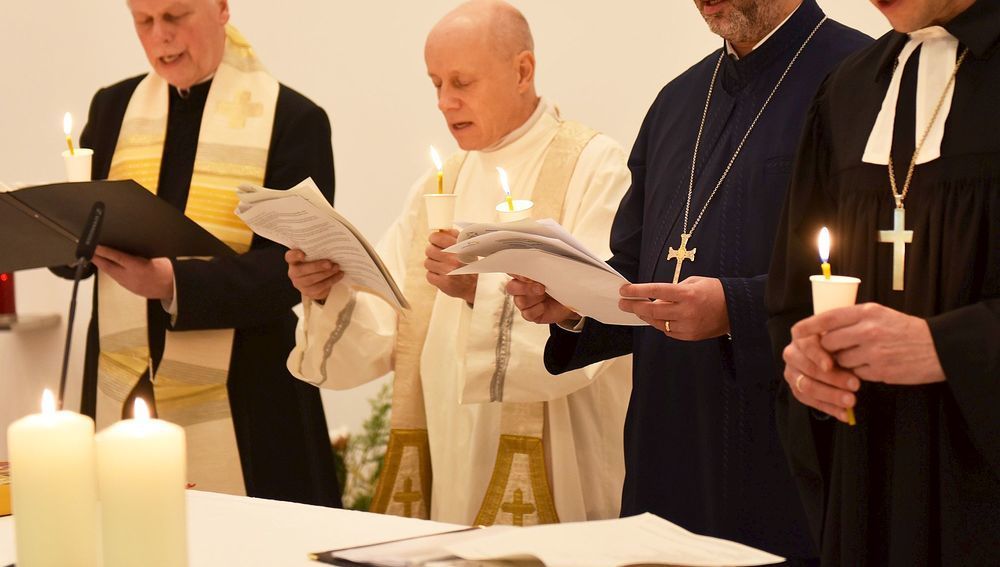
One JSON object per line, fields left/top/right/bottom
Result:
{"left": 96, "top": 398, "right": 188, "bottom": 567}
{"left": 6, "top": 389, "right": 99, "bottom": 567}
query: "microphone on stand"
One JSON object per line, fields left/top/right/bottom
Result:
{"left": 57, "top": 201, "right": 104, "bottom": 409}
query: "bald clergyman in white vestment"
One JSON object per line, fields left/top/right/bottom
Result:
{"left": 285, "top": 0, "right": 632, "bottom": 526}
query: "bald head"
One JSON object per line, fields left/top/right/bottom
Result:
{"left": 425, "top": 0, "right": 540, "bottom": 150}
{"left": 430, "top": 0, "right": 534, "bottom": 61}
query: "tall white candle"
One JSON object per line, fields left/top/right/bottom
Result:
{"left": 97, "top": 398, "right": 188, "bottom": 567}
{"left": 6, "top": 389, "right": 99, "bottom": 567}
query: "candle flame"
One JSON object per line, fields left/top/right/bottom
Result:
{"left": 63, "top": 112, "right": 73, "bottom": 137}
{"left": 429, "top": 146, "right": 443, "bottom": 171}
{"left": 134, "top": 398, "right": 151, "bottom": 421}
{"left": 41, "top": 389, "right": 56, "bottom": 414}
{"left": 818, "top": 227, "right": 831, "bottom": 263}
{"left": 496, "top": 167, "right": 511, "bottom": 198}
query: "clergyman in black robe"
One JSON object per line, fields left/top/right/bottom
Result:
{"left": 508, "top": 0, "right": 869, "bottom": 561}
{"left": 766, "top": 0, "right": 999, "bottom": 564}
{"left": 54, "top": 0, "right": 341, "bottom": 508}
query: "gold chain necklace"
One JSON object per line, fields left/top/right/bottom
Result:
{"left": 878, "top": 47, "right": 969, "bottom": 291}
{"left": 667, "top": 17, "right": 827, "bottom": 284}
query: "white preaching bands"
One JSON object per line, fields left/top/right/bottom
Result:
{"left": 863, "top": 26, "right": 960, "bottom": 166}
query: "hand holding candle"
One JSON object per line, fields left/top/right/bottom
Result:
{"left": 808, "top": 226, "right": 859, "bottom": 426}
{"left": 7, "top": 389, "right": 100, "bottom": 567}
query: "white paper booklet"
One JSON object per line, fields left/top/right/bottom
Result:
{"left": 445, "top": 219, "right": 643, "bottom": 326}
{"left": 445, "top": 513, "right": 785, "bottom": 567}
{"left": 235, "top": 178, "right": 409, "bottom": 311}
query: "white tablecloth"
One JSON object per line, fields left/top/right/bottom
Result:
{"left": 0, "top": 490, "right": 461, "bottom": 566}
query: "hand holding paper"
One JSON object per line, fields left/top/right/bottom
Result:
{"left": 425, "top": 229, "right": 477, "bottom": 304}
{"left": 236, "top": 178, "right": 408, "bottom": 311}
{"left": 446, "top": 219, "right": 643, "bottom": 326}
{"left": 91, "top": 245, "right": 175, "bottom": 302}
{"left": 506, "top": 277, "right": 581, "bottom": 326}
{"left": 618, "top": 276, "right": 731, "bottom": 341}
{"left": 285, "top": 249, "right": 345, "bottom": 302}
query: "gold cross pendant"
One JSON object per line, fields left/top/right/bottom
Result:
{"left": 667, "top": 233, "right": 697, "bottom": 284}
{"left": 878, "top": 204, "right": 913, "bottom": 291}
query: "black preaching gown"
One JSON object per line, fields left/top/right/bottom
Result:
{"left": 544, "top": 1, "right": 869, "bottom": 561}
{"left": 767, "top": 2, "right": 1000, "bottom": 564}
{"left": 58, "top": 75, "right": 342, "bottom": 508}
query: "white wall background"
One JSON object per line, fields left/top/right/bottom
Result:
{"left": 0, "top": 1, "right": 890, "bottom": 458}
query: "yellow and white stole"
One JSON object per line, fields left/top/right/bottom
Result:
{"left": 96, "top": 26, "right": 278, "bottom": 496}
{"left": 369, "top": 121, "right": 598, "bottom": 525}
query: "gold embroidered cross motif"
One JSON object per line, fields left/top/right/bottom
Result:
{"left": 392, "top": 476, "right": 422, "bottom": 518}
{"left": 667, "top": 233, "right": 697, "bottom": 284}
{"left": 501, "top": 488, "right": 536, "bottom": 526}
{"left": 217, "top": 91, "right": 263, "bottom": 129}
{"left": 877, "top": 204, "right": 913, "bottom": 291}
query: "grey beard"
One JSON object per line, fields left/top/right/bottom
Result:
{"left": 705, "top": 1, "right": 789, "bottom": 48}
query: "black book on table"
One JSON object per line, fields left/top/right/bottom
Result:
{"left": 0, "top": 180, "right": 235, "bottom": 273}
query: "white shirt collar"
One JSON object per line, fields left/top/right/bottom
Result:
{"left": 482, "top": 97, "right": 558, "bottom": 153}
{"left": 725, "top": 2, "right": 802, "bottom": 60}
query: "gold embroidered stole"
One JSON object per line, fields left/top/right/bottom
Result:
{"left": 369, "top": 152, "right": 467, "bottom": 519}
{"left": 371, "top": 121, "right": 598, "bottom": 525}
{"left": 96, "top": 26, "right": 278, "bottom": 496}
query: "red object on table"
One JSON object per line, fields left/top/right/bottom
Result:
{"left": 0, "top": 272, "right": 15, "bottom": 324}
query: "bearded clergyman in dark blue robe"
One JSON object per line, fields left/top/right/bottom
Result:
{"left": 507, "top": 0, "right": 869, "bottom": 562}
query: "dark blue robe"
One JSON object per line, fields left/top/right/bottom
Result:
{"left": 544, "top": 1, "right": 869, "bottom": 559}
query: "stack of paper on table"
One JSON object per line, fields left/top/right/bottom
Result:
{"left": 235, "top": 178, "right": 408, "bottom": 311}
{"left": 445, "top": 219, "right": 643, "bottom": 326}
{"left": 313, "top": 513, "right": 784, "bottom": 566}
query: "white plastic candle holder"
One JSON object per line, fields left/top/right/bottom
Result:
{"left": 495, "top": 199, "right": 533, "bottom": 222}
{"left": 424, "top": 193, "right": 458, "bottom": 231}
{"left": 810, "top": 275, "right": 861, "bottom": 314}
{"left": 62, "top": 148, "right": 93, "bottom": 182}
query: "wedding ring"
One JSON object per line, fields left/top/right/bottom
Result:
{"left": 795, "top": 374, "right": 806, "bottom": 393}
{"left": 663, "top": 320, "right": 671, "bottom": 333}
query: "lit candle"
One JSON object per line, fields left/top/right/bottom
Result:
{"left": 63, "top": 112, "right": 75, "bottom": 156}
{"left": 496, "top": 166, "right": 515, "bottom": 211}
{"left": 6, "top": 389, "right": 100, "bottom": 567}
{"left": 430, "top": 146, "right": 444, "bottom": 194}
{"left": 810, "top": 227, "right": 857, "bottom": 426}
{"left": 96, "top": 398, "right": 188, "bottom": 567}
{"left": 62, "top": 112, "right": 93, "bottom": 182}
{"left": 818, "top": 227, "right": 832, "bottom": 279}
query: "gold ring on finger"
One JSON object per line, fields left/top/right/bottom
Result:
{"left": 795, "top": 374, "right": 806, "bottom": 393}
{"left": 663, "top": 320, "right": 671, "bottom": 333}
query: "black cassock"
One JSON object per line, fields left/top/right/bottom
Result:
{"left": 767, "top": 2, "right": 1000, "bottom": 564}
{"left": 544, "top": 0, "right": 869, "bottom": 560}
{"left": 58, "top": 75, "right": 342, "bottom": 508}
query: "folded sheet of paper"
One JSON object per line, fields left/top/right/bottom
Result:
{"left": 236, "top": 178, "right": 409, "bottom": 311}
{"left": 446, "top": 513, "right": 784, "bottom": 567}
{"left": 446, "top": 219, "right": 643, "bottom": 326}
{"left": 316, "top": 526, "right": 508, "bottom": 566}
